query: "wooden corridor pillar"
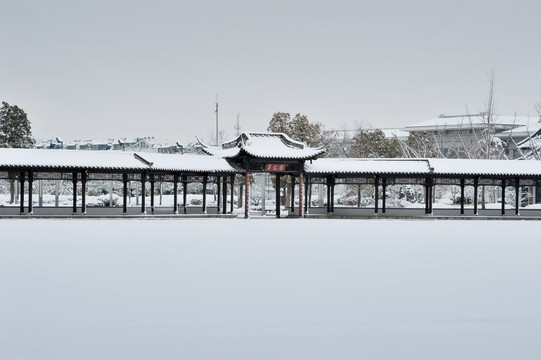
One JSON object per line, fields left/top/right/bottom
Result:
{"left": 81, "top": 171, "right": 86, "bottom": 215}
{"left": 515, "top": 177, "right": 520, "bottom": 216}
{"left": 19, "top": 171, "right": 25, "bottom": 215}
{"left": 72, "top": 172, "right": 77, "bottom": 214}
{"left": 28, "top": 172, "right": 33, "bottom": 215}
{"left": 245, "top": 172, "right": 250, "bottom": 218}
{"left": 222, "top": 176, "right": 227, "bottom": 214}
{"left": 123, "top": 174, "right": 128, "bottom": 214}
{"left": 202, "top": 175, "right": 207, "bottom": 214}
{"left": 182, "top": 176, "right": 188, "bottom": 214}
{"left": 141, "top": 172, "right": 146, "bottom": 214}
{"left": 275, "top": 174, "right": 281, "bottom": 218}
{"left": 460, "top": 178, "right": 465, "bottom": 215}
{"left": 217, "top": 176, "right": 221, "bottom": 213}
{"left": 290, "top": 176, "right": 295, "bottom": 214}
{"left": 230, "top": 175, "right": 235, "bottom": 214}
{"left": 173, "top": 175, "right": 178, "bottom": 214}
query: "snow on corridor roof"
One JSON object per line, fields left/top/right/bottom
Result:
{"left": 305, "top": 158, "right": 431, "bottom": 175}
{"left": 2, "top": 148, "right": 541, "bottom": 177}
{"left": 200, "top": 132, "right": 325, "bottom": 160}
{"left": 0, "top": 148, "right": 239, "bottom": 173}
{"left": 428, "top": 158, "right": 541, "bottom": 177}
{"left": 306, "top": 158, "right": 541, "bottom": 177}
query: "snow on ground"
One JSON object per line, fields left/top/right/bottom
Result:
{"left": 1, "top": 219, "right": 540, "bottom": 360}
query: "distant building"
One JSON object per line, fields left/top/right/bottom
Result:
{"left": 403, "top": 114, "right": 540, "bottom": 158}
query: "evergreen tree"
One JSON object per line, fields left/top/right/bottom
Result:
{"left": 0, "top": 102, "right": 35, "bottom": 148}
{"left": 349, "top": 129, "right": 402, "bottom": 158}
{"left": 267, "top": 112, "right": 324, "bottom": 147}
{"left": 267, "top": 112, "right": 291, "bottom": 134}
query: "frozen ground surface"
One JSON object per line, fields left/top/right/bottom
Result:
{"left": 1, "top": 219, "right": 540, "bottom": 360}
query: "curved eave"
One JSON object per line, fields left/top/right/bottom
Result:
{"left": 240, "top": 148, "right": 325, "bottom": 160}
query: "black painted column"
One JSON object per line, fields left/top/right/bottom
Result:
{"left": 173, "top": 175, "right": 178, "bottom": 214}
{"left": 515, "top": 177, "right": 520, "bottom": 216}
{"left": 230, "top": 175, "right": 235, "bottom": 214}
{"left": 382, "top": 177, "right": 387, "bottom": 214}
{"left": 72, "top": 172, "right": 78, "bottom": 214}
{"left": 150, "top": 177, "right": 155, "bottom": 214}
{"left": 216, "top": 176, "right": 221, "bottom": 214}
{"left": 331, "top": 177, "right": 335, "bottom": 213}
{"left": 182, "top": 176, "right": 188, "bottom": 214}
{"left": 141, "top": 172, "right": 146, "bottom": 214}
{"left": 428, "top": 180, "right": 433, "bottom": 214}
{"left": 326, "top": 176, "right": 331, "bottom": 213}
{"left": 19, "top": 172, "right": 25, "bottom": 215}
{"left": 81, "top": 171, "right": 86, "bottom": 215}
{"left": 374, "top": 176, "right": 379, "bottom": 214}
{"left": 276, "top": 174, "right": 281, "bottom": 218}
{"left": 28, "top": 171, "right": 33, "bottom": 214}
{"left": 501, "top": 180, "right": 505, "bottom": 216}
{"left": 222, "top": 176, "right": 227, "bottom": 214}
{"left": 473, "top": 178, "right": 479, "bottom": 215}
{"left": 460, "top": 178, "right": 465, "bottom": 215}
{"left": 202, "top": 175, "right": 207, "bottom": 214}
{"left": 123, "top": 174, "right": 128, "bottom": 214}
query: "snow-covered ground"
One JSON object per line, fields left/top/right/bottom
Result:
{"left": 1, "top": 219, "right": 540, "bottom": 360}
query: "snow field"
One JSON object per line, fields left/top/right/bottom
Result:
{"left": 1, "top": 219, "right": 540, "bottom": 360}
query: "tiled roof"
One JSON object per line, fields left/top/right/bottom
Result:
{"left": 0, "top": 149, "right": 239, "bottom": 173}
{"left": 200, "top": 132, "right": 325, "bottom": 160}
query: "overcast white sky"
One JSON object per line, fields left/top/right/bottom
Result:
{"left": 1, "top": 0, "right": 541, "bottom": 143}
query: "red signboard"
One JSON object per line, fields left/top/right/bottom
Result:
{"left": 265, "top": 163, "right": 287, "bottom": 172}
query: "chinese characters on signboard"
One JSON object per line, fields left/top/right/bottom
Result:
{"left": 264, "top": 164, "right": 287, "bottom": 172}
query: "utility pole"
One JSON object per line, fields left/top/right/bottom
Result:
{"left": 235, "top": 113, "right": 241, "bottom": 136}
{"left": 215, "top": 94, "right": 219, "bottom": 146}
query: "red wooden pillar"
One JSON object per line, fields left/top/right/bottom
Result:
{"left": 299, "top": 172, "right": 304, "bottom": 217}
{"left": 244, "top": 172, "right": 250, "bottom": 218}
